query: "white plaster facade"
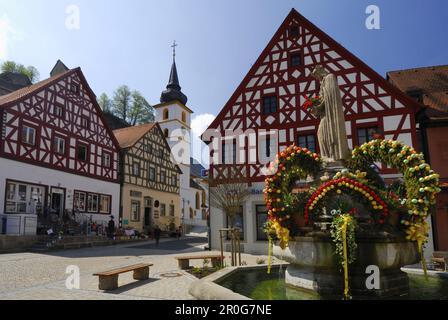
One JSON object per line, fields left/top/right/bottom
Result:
{"left": 155, "top": 101, "right": 208, "bottom": 232}
{"left": 0, "top": 157, "right": 120, "bottom": 235}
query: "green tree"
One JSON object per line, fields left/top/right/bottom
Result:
{"left": 98, "top": 93, "right": 112, "bottom": 113}
{"left": 1, "top": 61, "right": 40, "bottom": 83}
{"left": 129, "top": 90, "right": 155, "bottom": 125}
{"left": 112, "top": 85, "right": 132, "bottom": 121}
{"left": 110, "top": 85, "right": 154, "bottom": 125}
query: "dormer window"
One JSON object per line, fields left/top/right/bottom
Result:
{"left": 262, "top": 95, "right": 278, "bottom": 114}
{"left": 163, "top": 109, "right": 169, "bottom": 120}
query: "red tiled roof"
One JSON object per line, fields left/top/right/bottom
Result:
{"left": 387, "top": 65, "right": 448, "bottom": 112}
{"left": 113, "top": 123, "right": 156, "bottom": 149}
{"left": 0, "top": 68, "right": 76, "bottom": 107}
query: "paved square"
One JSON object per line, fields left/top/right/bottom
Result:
{"left": 0, "top": 236, "right": 270, "bottom": 300}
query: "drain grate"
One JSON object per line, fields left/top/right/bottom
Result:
{"left": 160, "top": 272, "right": 183, "bottom": 278}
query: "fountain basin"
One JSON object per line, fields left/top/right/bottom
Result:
{"left": 273, "top": 236, "right": 420, "bottom": 298}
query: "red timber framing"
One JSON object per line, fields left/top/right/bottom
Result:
{"left": 0, "top": 68, "right": 120, "bottom": 183}
{"left": 204, "top": 9, "right": 422, "bottom": 183}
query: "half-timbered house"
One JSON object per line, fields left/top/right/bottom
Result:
{"left": 202, "top": 9, "right": 423, "bottom": 254}
{"left": 0, "top": 63, "right": 121, "bottom": 235}
{"left": 113, "top": 123, "right": 182, "bottom": 233}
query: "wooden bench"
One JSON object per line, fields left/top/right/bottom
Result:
{"left": 431, "top": 251, "right": 448, "bottom": 271}
{"left": 93, "top": 263, "right": 153, "bottom": 290}
{"left": 175, "top": 255, "right": 223, "bottom": 270}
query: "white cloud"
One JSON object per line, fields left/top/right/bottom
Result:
{"left": 191, "top": 113, "right": 216, "bottom": 166}
{"left": 191, "top": 113, "right": 216, "bottom": 138}
{"left": 0, "top": 14, "right": 14, "bottom": 60}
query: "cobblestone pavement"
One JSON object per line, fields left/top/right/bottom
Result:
{"left": 0, "top": 236, "right": 271, "bottom": 300}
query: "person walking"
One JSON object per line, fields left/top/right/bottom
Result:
{"left": 107, "top": 216, "right": 115, "bottom": 239}
{"left": 154, "top": 225, "right": 161, "bottom": 246}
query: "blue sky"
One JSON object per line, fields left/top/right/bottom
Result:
{"left": 1, "top": 0, "right": 447, "bottom": 164}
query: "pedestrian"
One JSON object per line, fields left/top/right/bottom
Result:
{"left": 107, "top": 216, "right": 115, "bottom": 239}
{"left": 154, "top": 225, "right": 161, "bottom": 246}
{"left": 176, "top": 227, "right": 181, "bottom": 240}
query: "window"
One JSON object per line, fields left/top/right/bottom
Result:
{"left": 226, "top": 207, "right": 244, "bottom": 240}
{"left": 357, "top": 127, "right": 378, "bottom": 146}
{"left": 172, "top": 174, "right": 177, "bottom": 186}
{"left": 5, "top": 181, "right": 44, "bottom": 214}
{"left": 290, "top": 25, "right": 299, "bottom": 37}
{"left": 195, "top": 192, "right": 200, "bottom": 210}
{"left": 163, "top": 109, "right": 169, "bottom": 120}
{"left": 149, "top": 167, "right": 156, "bottom": 181}
{"left": 262, "top": 96, "right": 277, "bottom": 114}
{"left": 256, "top": 205, "right": 268, "bottom": 241}
{"left": 22, "top": 126, "right": 36, "bottom": 145}
{"left": 297, "top": 134, "right": 317, "bottom": 153}
{"left": 54, "top": 136, "right": 66, "bottom": 155}
{"left": 160, "top": 170, "right": 166, "bottom": 184}
{"left": 71, "top": 83, "right": 79, "bottom": 94}
{"left": 54, "top": 104, "right": 64, "bottom": 118}
{"left": 102, "top": 152, "right": 112, "bottom": 168}
{"left": 169, "top": 204, "right": 175, "bottom": 217}
{"left": 77, "top": 144, "right": 88, "bottom": 162}
{"left": 189, "top": 208, "right": 194, "bottom": 219}
{"left": 132, "top": 162, "right": 140, "bottom": 176}
{"left": 81, "top": 116, "right": 89, "bottom": 129}
{"left": 290, "top": 52, "right": 302, "bottom": 67}
{"left": 131, "top": 200, "right": 140, "bottom": 221}
{"left": 160, "top": 203, "right": 166, "bottom": 216}
{"left": 74, "top": 191, "right": 86, "bottom": 212}
{"left": 99, "top": 195, "right": 111, "bottom": 214}
{"left": 182, "top": 112, "right": 186, "bottom": 123}
{"left": 222, "top": 139, "right": 236, "bottom": 164}
{"left": 87, "top": 193, "right": 99, "bottom": 213}
{"left": 164, "top": 128, "right": 169, "bottom": 138}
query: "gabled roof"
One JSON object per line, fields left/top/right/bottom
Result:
{"left": 113, "top": 123, "right": 156, "bottom": 149}
{"left": 50, "top": 60, "right": 70, "bottom": 77}
{"left": 113, "top": 122, "right": 183, "bottom": 174}
{"left": 0, "top": 67, "right": 122, "bottom": 154}
{"left": 387, "top": 65, "right": 448, "bottom": 112}
{"left": 190, "top": 157, "right": 207, "bottom": 178}
{"left": 0, "top": 68, "right": 74, "bottom": 106}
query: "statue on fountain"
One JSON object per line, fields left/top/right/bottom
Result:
{"left": 310, "top": 65, "right": 351, "bottom": 164}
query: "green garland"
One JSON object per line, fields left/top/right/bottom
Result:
{"left": 330, "top": 213, "right": 358, "bottom": 269}
{"left": 350, "top": 139, "right": 441, "bottom": 229}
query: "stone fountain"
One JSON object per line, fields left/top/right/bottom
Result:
{"left": 271, "top": 65, "right": 421, "bottom": 299}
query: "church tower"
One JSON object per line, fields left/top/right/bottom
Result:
{"left": 154, "top": 42, "right": 193, "bottom": 216}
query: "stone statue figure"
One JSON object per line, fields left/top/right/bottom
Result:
{"left": 311, "top": 65, "right": 351, "bottom": 163}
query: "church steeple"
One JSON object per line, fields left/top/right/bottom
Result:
{"left": 160, "top": 41, "right": 188, "bottom": 105}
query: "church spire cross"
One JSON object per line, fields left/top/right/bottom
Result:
{"left": 171, "top": 40, "right": 178, "bottom": 60}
